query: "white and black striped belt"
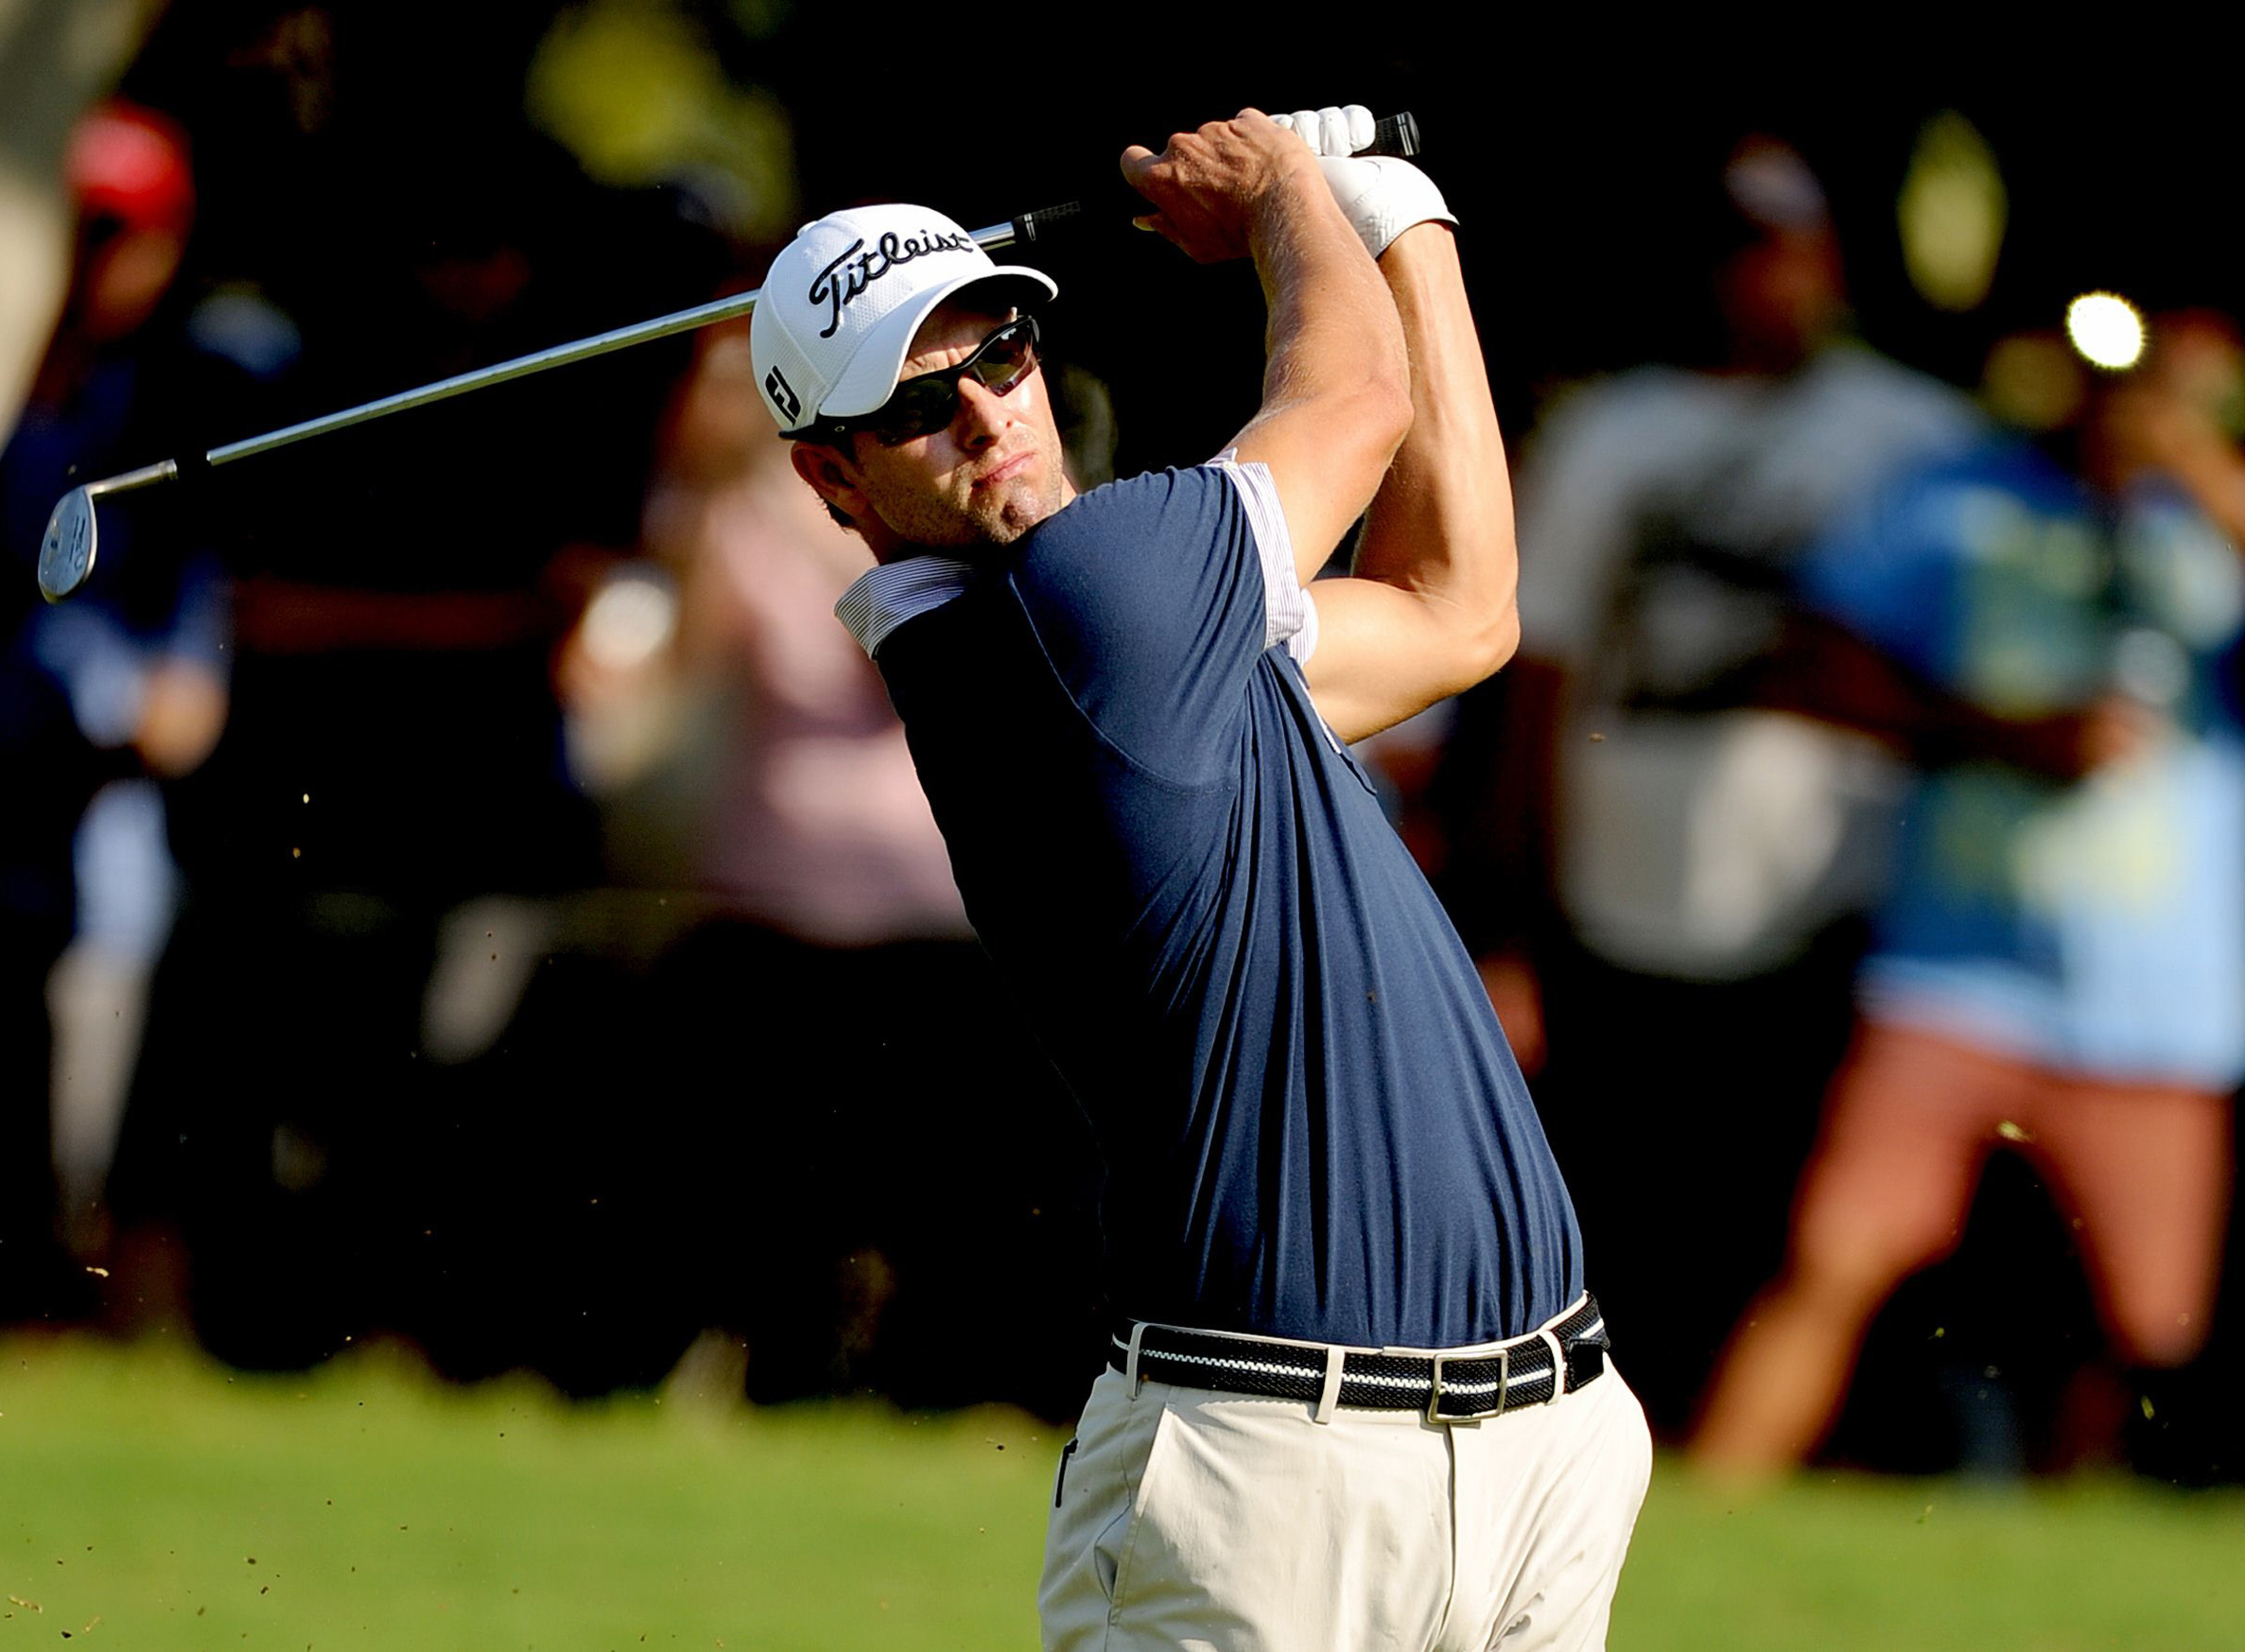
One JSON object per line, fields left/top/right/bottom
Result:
{"left": 1107, "top": 1294, "right": 1609, "bottom": 1422}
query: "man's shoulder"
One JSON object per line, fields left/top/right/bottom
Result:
{"left": 1027, "top": 462, "right": 1231, "bottom": 541}
{"left": 852, "top": 463, "right": 1250, "bottom": 657}
{"left": 1013, "top": 461, "right": 1256, "bottom": 589}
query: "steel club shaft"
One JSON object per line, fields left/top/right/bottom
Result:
{"left": 33, "top": 105, "right": 1424, "bottom": 603}
{"left": 33, "top": 220, "right": 1017, "bottom": 603}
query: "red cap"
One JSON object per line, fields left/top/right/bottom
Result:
{"left": 66, "top": 101, "right": 194, "bottom": 235}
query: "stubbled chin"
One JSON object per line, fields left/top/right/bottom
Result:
{"left": 977, "top": 477, "right": 1063, "bottom": 543}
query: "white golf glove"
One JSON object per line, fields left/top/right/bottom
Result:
{"left": 1273, "top": 105, "right": 1377, "bottom": 158}
{"left": 1270, "top": 103, "right": 1456, "bottom": 258}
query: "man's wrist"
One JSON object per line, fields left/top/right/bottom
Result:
{"left": 1246, "top": 155, "right": 1352, "bottom": 267}
{"left": 1319, "top": 156, "right": 1457, "bottom": 260}
{"left": 1267, "top": 103, "right": 1456, "bottom": 258}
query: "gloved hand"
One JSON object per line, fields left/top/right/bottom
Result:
{"left": 1272, "top": 105, "right": 1377, "bottom": 158}
{"left": 1270, "top": 103, "right": 1456, "bottom": 258}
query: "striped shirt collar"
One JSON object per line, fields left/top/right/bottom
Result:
{"left": 834, "top": 554, "right": 981, "bottom": 659}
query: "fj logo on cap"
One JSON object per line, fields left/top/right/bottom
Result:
{"left": 765, "top": 367, "right": 801, "bottom": 423}
{"left": 809, "top": 228, "right": 976, "bottom": 338}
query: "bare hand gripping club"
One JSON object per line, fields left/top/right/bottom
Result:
{"left": 36, "top": 112, "right": 1421, "bottom": 602}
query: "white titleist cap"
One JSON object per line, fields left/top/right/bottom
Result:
{"left": 750, "top": 203, "right": 1058, "bottom": 435}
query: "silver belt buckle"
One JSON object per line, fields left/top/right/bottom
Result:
{"left": 1427, "top": 1347, "right": 1507, "bottom": 1423}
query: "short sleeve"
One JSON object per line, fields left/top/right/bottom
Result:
{"left": 1208, "top": 451, "right": 1318, "bottom": 662}
{"left": 1005, "top": 463, "right": 1288, "bottom": 783}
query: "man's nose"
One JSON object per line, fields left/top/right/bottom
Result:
{"left": 952, "top": 375, "right": 1014, "bottom": 446}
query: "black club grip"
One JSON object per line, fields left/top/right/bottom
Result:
{"left": 1010, "top": 110, "right": 1423, "bottom": 246}
{"left": 1011, "top": 197, "right": 1089, "bottom": 246}
{"left": 1366, "top": 112, "right": 1420, "bottom": 158}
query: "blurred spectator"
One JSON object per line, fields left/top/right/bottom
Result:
{"left": 1691, "top": 311, "right": 2245, "bottom": 1483}
{"left": 0, "top": 100, "right": 232, "bottom": 1322}
{"left": 0, "top": 0, "right": 162, "bottom": 439}
{"left": 1436, "top": 136, "right": 1982, "bottom": 1434}
{"left": 621, "top": 320, "right": 983, "bottom": 940}
{"left": 106, "top": 129, "right": 689, "bottom": 1374}
{"left": 564, "top": 317, "right": 1104, "bottom": 1417}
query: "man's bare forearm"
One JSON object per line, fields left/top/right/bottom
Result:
{"left": 1350, "top": 223, "right": 1519, "bottom": 681}
{"left": 1248, "top": 158, "right": 1410, "bottom": 442}
{"left": 1114, "top": 111, "right": 1411, "bottom": 575}
{"left": 1295, "top": 222, "right": 1517, "bottom": 740}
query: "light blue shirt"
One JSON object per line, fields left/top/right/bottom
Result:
{"left": 1801, "top": 440, "right": 2245, "bottom": 1087}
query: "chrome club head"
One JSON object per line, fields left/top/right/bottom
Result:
{"left": 38, "top": 487, "right": 97, "bottom": 602}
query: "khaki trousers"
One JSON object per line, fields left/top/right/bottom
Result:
{"left": 1040, "top": 1342, "right": 1651, "bottom": 1651}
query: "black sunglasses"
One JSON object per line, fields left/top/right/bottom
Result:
{"left": 813, "top": 315, "right": 1041, "bottom": 447}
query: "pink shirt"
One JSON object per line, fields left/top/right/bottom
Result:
{"left": 650, "top": 433, "right": 968, "bottom": 946}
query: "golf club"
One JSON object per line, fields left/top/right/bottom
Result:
{"left": 36, "top": 111, "right": 1420, "bottom": 603}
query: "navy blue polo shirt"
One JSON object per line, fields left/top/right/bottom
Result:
{"left": 839, "top": 458, "right": 1581, "bottom": 1349}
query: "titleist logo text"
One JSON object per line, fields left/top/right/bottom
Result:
{"left": 809, "top": 229, "right": 975, "bottom": 338}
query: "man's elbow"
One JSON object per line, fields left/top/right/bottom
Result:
{"left": 1482, "top": 600, "right": 1523, "bottom": 676}
{"left": 1452, "top": 597, "right": 1522, "bottom": 692}
{"left": 1369, "top": 372, "right": 1414, "bottom": 459}
{"left": 1333, "top": 376, "right": 1414, "bottom": 532}
{"left": 1388, "top": 534, "right": 1520, "bottom": 698}
{"left": 1388, "top": 607, "right": 1518, "bottom": 731}
{"left": 1332, "top": 374, "right": 1411, "bottom": 490}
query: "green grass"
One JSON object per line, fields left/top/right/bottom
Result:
{"left": 4, "top": 1335, "right": 2241, "bottom": 1651}
{"left": 1620, "top": 1470, "right": 2245, "bottom": 1651}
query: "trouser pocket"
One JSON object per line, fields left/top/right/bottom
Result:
{"left": 1053, "top": 1436, "right": 1078, "bottom": 1508}
{"left": 1039, "top": 1370, "right": 1175, "bottom": 1645}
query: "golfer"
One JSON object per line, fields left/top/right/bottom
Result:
{"left": 749, "top": 106, "right": 1650, "bottom": 1651}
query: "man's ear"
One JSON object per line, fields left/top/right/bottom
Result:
{"left": 790, "top": 439, "right": 868, "bottom": 528}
